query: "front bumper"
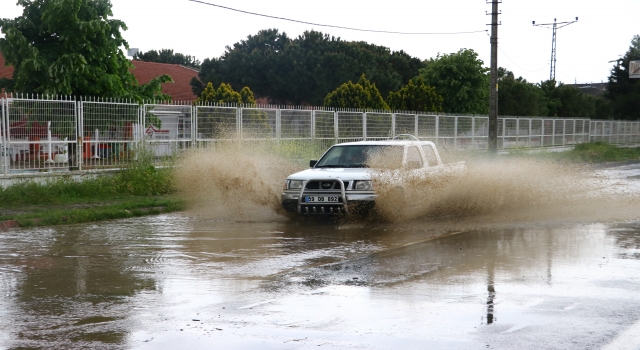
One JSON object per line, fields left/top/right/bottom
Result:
{"left": 281, "top": 178, "right": 376, "bottom": 215}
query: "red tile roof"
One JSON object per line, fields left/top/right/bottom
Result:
{"left": 0, "top": 53, "right": 15, "bottom": 93}
{"left": 0, "top": 53, "right": 199, "bottom": 101}
{"left": 130, "top": 60, "right": 199, "bottom": 101}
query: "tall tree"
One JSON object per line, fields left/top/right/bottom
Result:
{"left": 0, "top": 0, "right": 171, "bottom": 100}
{"left": 539, "top": 80, "right": 597, "bottom": 118}
{"left": 192, "top": 29, "right": 424, "bottom": 106}
{"left": 324, "top": 74, "right": 389, "bottom": 110}
{"left": 419, "top": 49, "right": 489, "bottom": 114}
{"left": 497, "top": 69, "right": 548, "bottom": 116}
{"left": 133, "top": 49, "right": 201, "bottom": 70}
{"left": 606, "top": 35, "right": 640, "bottom": 120}
{"left": 387, "top": 76, "right": 443, "bottom": 112}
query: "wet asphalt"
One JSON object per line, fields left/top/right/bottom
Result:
{"left": 1, "top": 165, "right": 640, "bottom": 349}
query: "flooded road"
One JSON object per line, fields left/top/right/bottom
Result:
{"left": 1, "top": 163, "right": 640, "bottom": 349}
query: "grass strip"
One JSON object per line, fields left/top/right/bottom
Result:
{"left": 2, "top": 197, "right": 185, "bottom": 227}
{"left": 503, "top": 142, "right": 640, "bottom": 164}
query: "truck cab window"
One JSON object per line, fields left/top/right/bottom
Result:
{"left": 422, "top": 145, "right": 438, "bottom": 166}
{"left": 406, "top": 146, "right": 423, "bottom": 169}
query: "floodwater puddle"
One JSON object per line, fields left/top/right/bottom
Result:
{"left": 0, "top": 158, "right": 639, "bottom": 349}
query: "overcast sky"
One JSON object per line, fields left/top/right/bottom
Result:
{"left": 1, "top": 0, "right": 639, "bottom": 85}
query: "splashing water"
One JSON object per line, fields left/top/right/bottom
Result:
{"left": 174, "top": 142, "right": 303, "bottom": 222}
{"left": 175, "top": 143, "right": 640, "bottom": 225}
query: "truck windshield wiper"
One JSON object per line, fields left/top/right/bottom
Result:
{"left": 315, "top": 165, "right": 346, "bottom": 168}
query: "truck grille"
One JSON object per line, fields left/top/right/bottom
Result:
{"left": 305, "top": 180, "right": 349, "bottom": 190}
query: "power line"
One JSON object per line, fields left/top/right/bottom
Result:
{"left": 188, "top": 0, "right": 488, "bottom": 35}
{"left": 498, "top": 47, "right": 549, "bottom": 73}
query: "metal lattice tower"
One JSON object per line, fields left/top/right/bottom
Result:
{"left": 532, "top": 17, "right": 578, "bottom": 81}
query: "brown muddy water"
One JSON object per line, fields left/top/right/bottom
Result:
{"left": 1, "top": 151, "right": 640, "bottom": 349}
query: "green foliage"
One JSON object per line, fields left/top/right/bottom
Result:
{"left": 5, "top": 198, "right": 184, "bottom": 227}
{"left": 538, "top": 80, "right": 597, "bottom": 118}
{"left": 324, "top": 74, "right": 389, "bottom": 110}
{"left": 419, "top": 49, "right": 489, "bottom": 114}
{"left": 387, "top": 76, "right": 443, "bottom": 112}
{"left": 498, "top": 69, "right": 548, "bottom": 116}
{"left": 0, "top": 0, "right": 172, "bottom": 100}
{"left": 192, "top": 29, "right": 424, "bottom": 105}
{"left": 0, "top": 154, "right": 175, "bottom": 207}
{"left": 560, "top": 142, "right": 640, "bottom": 163}
{"left": 196, "top": 82, "right": 256, "bottom": 104}
{"left": 605, "top": 35, "right": 640, "bottom": 120}
{"left": 133, "top": 49, "right": 201, "bottom": 69}
{"left": 196, "top": 82, "right": 270, "bottom": 136}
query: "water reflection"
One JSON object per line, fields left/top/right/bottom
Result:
{"left": 0, "top": 219, "right": 167, "bottom": 349}
{"left": 0, "top": 215, "right": 638, "bottom": 349}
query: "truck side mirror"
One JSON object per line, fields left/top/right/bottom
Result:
{"left": 310, "top": 160, "right": 318, "bottom": 167}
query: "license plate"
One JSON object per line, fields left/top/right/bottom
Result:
{"left": 305, "top": 196, "right": 339, "bottom": 203}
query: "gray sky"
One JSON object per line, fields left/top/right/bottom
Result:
{"left": 1, "top": 0, "right": 639, "bottom": 85}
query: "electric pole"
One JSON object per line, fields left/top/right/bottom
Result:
{"left": 533, "top": 17, "right": 578, "bottom": 81}
{"left": 487, "top": 0, "right": 500, "bottom": 153}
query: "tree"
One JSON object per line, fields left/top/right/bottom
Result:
{"left": 387, "top": 76, "right": 443, "bottom": 112}
{"left": 196, "top": 82, "right": 270, "bottom": 137}
{"left": 605, "top": 35, "right": 640, "bottom": 120}
{"left": 196, "top": 82, "right": 256, "bottom": 105}
{"left": 133, "top": 49, "right": 201, "bottom": 70}
{"left": 539, "top": 80, "right": 597, "bottom": 118}
{"left": 323, "top": 74, "right": 389, "bottom": 110}
{"left": 0, "top": 0, "right": 171, "bottom": 100}
{"left": 191, "top": 29, "right": 424, "bottom": 106}
{"left": 419, "top": 49, "right": 489, "bottom": 114}
{"left": 497, "top": 69, "right": 548, "bottom": 116}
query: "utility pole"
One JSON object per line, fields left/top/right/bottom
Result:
{"left": 487, "top": 0, "right": 500, "bottom": 153}
{"left": 533, "top": 17, "right": 578, "bottom": 81}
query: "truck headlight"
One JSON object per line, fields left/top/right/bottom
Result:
{"left": 354, "top": 180, "right": 372, "bottom": 191}
{"left": 288, "top": 180, "right": 303, "bottom": 190}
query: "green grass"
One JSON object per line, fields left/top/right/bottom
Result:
{"left": 558, "top": 142, "right": 640, "bottom": 163}
{"left": 0, "top": 151, "right": 183, "bottom": 228}
{"left": 2, "top": 197, "right": 185, "bottom": 227}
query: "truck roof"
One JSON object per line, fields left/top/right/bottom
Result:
{"left": 332, "top": 140, "right": 437, "bottom": 147}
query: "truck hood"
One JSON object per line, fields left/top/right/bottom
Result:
{"left": 287, "top": 168, "right": 373, "bottom": 181}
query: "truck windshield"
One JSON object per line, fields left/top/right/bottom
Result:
{"left": 315, "top": 145, "right": 404, "bottom": 169}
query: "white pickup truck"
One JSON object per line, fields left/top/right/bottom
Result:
{"left": 281, "top": 137, "right": 466, "bottom": 215}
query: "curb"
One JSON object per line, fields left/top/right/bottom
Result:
{"left": 0, "top": 220, "right": 19, "bottom": 231}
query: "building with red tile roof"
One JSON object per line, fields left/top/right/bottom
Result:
{"left": 130, "top": 60, "right": 199, "bottom": 101}
{"left": 0, "top": 53, "right": 199, "bottom": 101}
{"left": 0, "top": 53, "right": 15, "bottom": 93}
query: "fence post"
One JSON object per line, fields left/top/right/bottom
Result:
{"left": 362, "top": 112, "right": 367, "bottom": 141}
{"left": 276, "top": 108, "right": 281, "bottom": 143}
{"left": 471, "top": 116, "right": 475, "bottom": 149}
{"left": 78, "top": 101, "right": 84, "bottom": 171}
{"left": 237, "top": 107, "right": 243, "bottom": 140}
{"left": 192, "top": 105, "right": 197, "bottom": 148}
{"left": 435, "top": 115, "right": 439, "bottom": 145}
{"left": 454, "top": 116, "right": 458, "bottom": 148}
{"left": 311, "top": 110, "right": 316, "bottom": 140}
{"left": 391, "top": 113, "right": 396, "bottom": 138}
{"left": 515, "top": 118, "right": 520, "bottom": 147}
{"left": 501, "top": 118, "right": 506, "bottom": 150}
{"left": 333, "top": 111, "right": 338, "bottom": 144}
{"left": 1, "top": 97, "right": 6, "bottom": 175}
{"left": 414, "top": 114, "right": 418, "bottom": 137}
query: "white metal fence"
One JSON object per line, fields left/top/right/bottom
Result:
{"left": 1, "top": 95, "right": 639, "bottom": 176}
